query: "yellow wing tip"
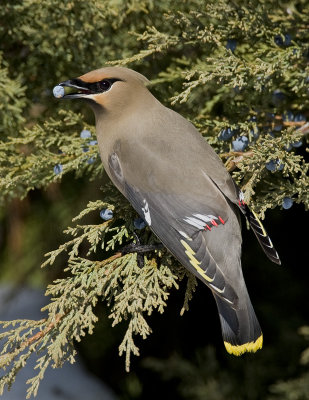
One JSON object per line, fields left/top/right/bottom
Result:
{"left": 224, "top": 335, "right": 263, "bottom": 356}
{"left": 251, "top": 210, "right": 267, "bottom": 237}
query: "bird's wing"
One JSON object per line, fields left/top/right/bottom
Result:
{"left": 236, "top": 195, "right": 281, "bottom": 265}
{"left": 108, "top": 143, "right": 265, "bottom": 354}
{"left": 108, "top": 151, "right": 242, "bottom": 307}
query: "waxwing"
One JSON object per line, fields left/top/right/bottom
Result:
{"left": 54, "top": 67, "right": 280, "bottom": 356}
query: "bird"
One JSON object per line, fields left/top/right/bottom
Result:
{"left": 55, "top": 67, "right": 281, "bottom": 356}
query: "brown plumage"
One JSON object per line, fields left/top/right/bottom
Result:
{"left": 56, "top": 67, "right": 280, "bottom": 356}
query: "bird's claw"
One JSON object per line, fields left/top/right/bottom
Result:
{"left": 120, "top": 241, "right": 164, "bottom": 268}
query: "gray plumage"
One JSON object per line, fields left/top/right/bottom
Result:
{"left": 56, "top": 67, "right": 280, "bottom": 355}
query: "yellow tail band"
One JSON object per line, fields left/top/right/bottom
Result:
{"left": 224, "top": 334, "right": 263, "bottom": 356}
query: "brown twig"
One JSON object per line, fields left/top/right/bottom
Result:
{"left": 296, "top": 122, "right": 309, "bottom": 135}
{"left": 0, "top": 313, "right": 65, "bottom": 369}
{"left": 220, "top": 150, "right": 254, "bottom": 159}
{"left": 24, "top": 313, "right": 64, "bottom": 348}
{"left": 101, "top": 252, "right": 123, "bottom": 266}
{"left": 220, "top": 151, "right": 254, "bottom": 172}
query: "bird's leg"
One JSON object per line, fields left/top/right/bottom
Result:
{"left": 120, "top": 233, "right": 164, "bottom": 268}
{"left": 121, "top": 243, "right": 164, "bottom": 254}
{"left": 133, "top": 231, "right": 141, "bottom": 246}
{"left": 137, "top": 253, "right": 144, "bottom": 269}
{"left": 133, "top": 231, "right": 144, "bottom": 268}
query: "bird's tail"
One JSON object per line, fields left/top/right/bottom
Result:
{"left": 214, "top": 294, "right": 263, "bottom": 356}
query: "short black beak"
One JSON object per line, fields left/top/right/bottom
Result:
{"left": 58, "top": 80, "right": 93, "bottom": 99}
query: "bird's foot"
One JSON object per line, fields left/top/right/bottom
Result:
{"left": 120, "top": 236, "right": 164, "bottom": 268}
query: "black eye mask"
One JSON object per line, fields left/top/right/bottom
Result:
{"left": 69, "top": 78, "right": 122, "bottom": 94}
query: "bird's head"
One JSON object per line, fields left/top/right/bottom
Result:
{"left": 56, "top": 67, "right": 150, "bottom": 113}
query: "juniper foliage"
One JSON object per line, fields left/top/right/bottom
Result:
{"left": 0, "top": 0, "right": 308, "bottom": 397}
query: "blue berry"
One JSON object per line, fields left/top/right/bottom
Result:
{"left": 219, "top": 128, "right": 234, "bottom": 141}
{"left": 284, "top": 34, "right": 292, "bottom": 46}
{"left": 53, "top": 85, "right": 65, "bottom": 98}
{"left": 232, "top": 136, "right": 249, "bottom": 151}
{"left": 272, "top": 90, "right": 285, "bottom": 104}
{"left": 80, "top": 129, "right": 92, "bottom": 139}
{"left": 83, "top": 147, "right": 89, "bottom": 153}
{"left": 133, "top": 218, "right": 146, "bottom": 230}
{"left": 274, "top": 34, "right": 291, "bottom": 47}
{"left": 292, "top": 140, "right": 302, "bottom": 148}
{"left": 294, "top": 114, "right": 306, "bottom": 122}
{"left": 284, "top": 144, "right": 293, "bottom": 152}
{"left": 88, "top": 140, "right": 98, "bottom": 146}
{"left": 226, "top": 39, "right": 237, "bottom": 52}
{"left": 100, "top": 209, "right": 113, "bottom": 220}
{"left": 282, "top": 197, "right": 293, "bottom": 209}
{"left": 282, "top": 111, "right": 294, "bottom": 121}
{"left": 266, "top": 160, "right": 276, "bottom": 171}
{"left": 265, "top": 159, "right": 284, "bottom": 171}
{"left": 274, "top": 35, "right": 284, "bottom": 46}
{"left": 87, "top": 156, "right": 95, "bottom": 164}
{"left": 274, "top": 124, "right": 283, "bottom": 132}
{"left": 53, "top": 164, "right": 63, "bottom": 175}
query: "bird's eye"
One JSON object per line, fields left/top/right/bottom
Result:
{"left": 87, "top": 78, "right": 121, "bottom": 94}
{"left": 98, "top": 80, "right": 111, "bottom": 92}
